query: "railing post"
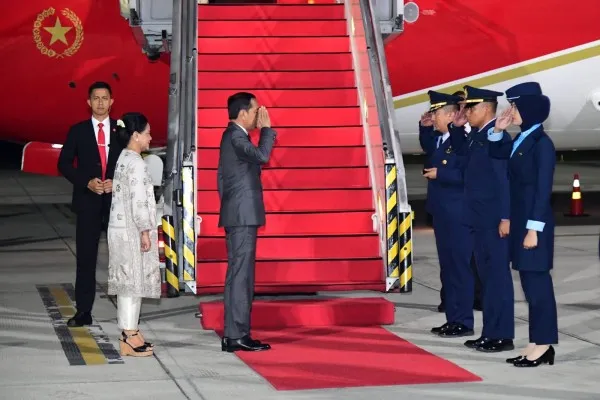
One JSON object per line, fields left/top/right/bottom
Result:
{"left": 385, "top": 157, "right": 399, "bottom": 291}
{"left": 397, "top": 211, "right": 413, "bottom": 293}
{"left": 162, "top": 215, "right": 180, "bottom": 297}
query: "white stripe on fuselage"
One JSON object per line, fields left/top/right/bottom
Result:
{"left": 392, "top": 45, "right": 600, "bottom": 154}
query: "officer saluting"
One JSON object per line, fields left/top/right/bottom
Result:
{"left": 487, "top": 82, "right": 558, "bottom": 367}
{"left": 451, "top": 86, "right": 515, "bottom": 351}
{"left": 421, "top": 91, "right": 475, "bottom": 338}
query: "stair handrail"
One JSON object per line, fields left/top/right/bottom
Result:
{"left": 341, "top": 0, "right": 389, "bottom": 275}
{"left": 358, "top": 0, "right": 410, "bottom": 214}
{"left": 342, "top": 0, "right": 413, "bottom": 291}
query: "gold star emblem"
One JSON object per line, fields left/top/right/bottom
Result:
{"left": 33, "top": 8, "right": 84, "bottom": 59}
{"left": 43, "top": 17, "right": 72, "bottom": 45}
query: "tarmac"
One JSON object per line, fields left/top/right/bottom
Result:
{"left": 1, "top": 165, "right": 600, "bottom": 400}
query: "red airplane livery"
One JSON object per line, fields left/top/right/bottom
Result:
{"left": 2, "top": 0, "right": 600, "bottom": 176}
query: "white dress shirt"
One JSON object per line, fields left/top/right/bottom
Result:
{"left": 437, "top": 132, "right": 450, "bottom": 148}
{"left": 92, "top": 116, "right": 110, "bottom": 159}
{"left": 234, "top": 122, "right": 248, "bottom": 135}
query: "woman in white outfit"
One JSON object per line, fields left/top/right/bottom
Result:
{"left": 108, "top": 112, "right": 161, "bottom": 357}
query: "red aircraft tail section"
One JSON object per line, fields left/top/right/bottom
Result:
{"left": 1, "top": 1, "right": 169, "bottom": 176}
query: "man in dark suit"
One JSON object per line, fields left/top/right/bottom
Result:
{"left": 218, "top": 92, "right": 276, "bottom": 352}
{"left": 58, "top": 81, "right": 123, "bottom": 327}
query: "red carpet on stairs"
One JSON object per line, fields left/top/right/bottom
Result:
{"left": 196, "top": 2, "right": 384, "bottom": 293}
{"left": 200, "top": 297, "right": 396, "bottom": 330}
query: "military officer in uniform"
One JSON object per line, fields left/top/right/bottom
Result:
{"left": 438, "top": 89, "right": 483, "bottom": 313}
{"left": 450, "top": 86, "right": 515, "bottom": 350}
{"left": 487, "top": 82, "right": 558, "bottom": 367}
{"left": 420, "top": 91, "right": 475, "bottom": 337}
{"left": 420, "top": 93, "right": 482, "bottom": 314}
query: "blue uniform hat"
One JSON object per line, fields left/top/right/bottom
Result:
{"left": 463, "top": 85, "right": 503, "bottom": 107}
{"left": 505, "top": 82, "right": 543, "bottom": 101}
{"left": 506, "top": 82, "right": 550, "bottom": 130}
{"left": 427, "top": 90, "right": 463, "bottom": 112}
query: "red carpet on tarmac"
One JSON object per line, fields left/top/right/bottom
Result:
{"left": 200, "top": 298, "right": 481, "bottom": 390}
{"left": 218, "top": 326, "right": 482, "bottom": 391}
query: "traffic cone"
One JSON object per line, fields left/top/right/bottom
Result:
{"left": 565, "top": 173, "right": 588, "bottom": 217}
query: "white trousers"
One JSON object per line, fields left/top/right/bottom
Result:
{"left": 117, "top": 296, "right": 142, "bottom": 330}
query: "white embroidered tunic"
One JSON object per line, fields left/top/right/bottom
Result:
{"left": 107, "top": 149, "right": 161, "bottom": 298}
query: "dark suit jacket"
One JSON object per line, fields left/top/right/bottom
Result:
{"left": 217, "top": 122, "right": 277, "bottom": 228}
{"left": 419, "top": 125, "right": 467, "bottom": 223}
{"left": 489, "top": 126, "right": 556, "bottom": 271}
{"left": 452, "top": 120, "right": 511, "bottom": 229}
{"left": 57, "top": 118, "right": 123, "bottom": 217}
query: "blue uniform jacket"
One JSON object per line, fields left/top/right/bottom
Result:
{"left": 488, "top": 126, "right": 556, "bottom": 271}
{"left": 450, "top": 120, "right": 512, "bottom": 229}
{"left": 419, "top": 122, "right": 467, "bottom": 222}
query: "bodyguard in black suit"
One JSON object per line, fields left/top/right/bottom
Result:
{"left": 57, "top": 82, "right": 123, "bottom": 327}
{"left": 218, "top": 92, "right": 276, "bottom": 352}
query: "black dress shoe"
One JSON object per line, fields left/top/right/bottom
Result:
{"left": 431, "top": 322, "right": 450, "bottom": 334}
{"left": 67, "top": 311, "right": 92, "bottom": 327}
{"left": 514, "top": 346, "right": 555, "bottom": 367}
{"left": 222, "top": 335, "right": 271, "bottom": 352}
{"left": 221, "top": 336, "right": 262, "bottom": 348}
{"left": 464, "top": 336, "right": 490, "bottom": 349}
{"left": 439, "top": 323, "right": 474, "bottom": 337}
{"left": 476, "top": 339, "right": 514, "bottom": 353}
{"left": 506, "top": 355, "right": 524, "bottom": 364}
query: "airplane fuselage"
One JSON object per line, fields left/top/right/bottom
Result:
{"left": 2, "top": 0, "right": 600, "bottom": 160}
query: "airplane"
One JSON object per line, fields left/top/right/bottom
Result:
{"left": 3, "top": 1, "right": 170, "bottom": 175}
{"left": 4, "top": 0, "right": 600, "bottom": 177}
{"left": 386, "top": 0, "right": 600, "bottom": 153}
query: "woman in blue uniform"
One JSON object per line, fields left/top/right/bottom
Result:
{"left": 487, "top": 82, "right": 558, "bottom": 367}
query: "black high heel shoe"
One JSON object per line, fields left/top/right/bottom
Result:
{"left": 135, "top": 330, "right": 153, "bottom": 348}
{"left": 514, "top": 346, "right": 555, "bottom": 367}
{"left": 505, "top": 355, "right": 524, "bottom": 364}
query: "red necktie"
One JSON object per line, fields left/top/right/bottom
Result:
{"left": 97, "top": 122, "right": 107, "bottom": 180}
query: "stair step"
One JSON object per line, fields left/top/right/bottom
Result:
{"left": 199, "top": 297, "right": 394, "bottom": 330}
{"left": 277, "top": 0, "right": 340, "bottom": 4}
{"left": 198, "top": 189, "right": 373, "bottom": 213}
{"left": 197, "top": 259, "right": 383, "bottom": 287}
{"left": 198, "top": 107, "right": 360, "bottom": 128}
{"left": 198, "top": 4, "right": 345, "bottom": 21}
{"left": 198, "top": 126, "right": 364, "bottom": 147}
{"left": 196, "top": 282, "right": 385, "bottom": 295}
{"left": 197, "top": 37, "right": 349, "bottom": 54}
{"left": 197, "top": 234, "right": 380, "bottom": 260}
{"left": 209, "top": 0, "right": 275, "bottom": 3}
{"left": 197, "top": 53, "right": 353, "bottom": 71}
{"left": 198, "top": 89, "right": 358, "bottom": 108}
{"left": 196, "top": 167, "right": 370, "bottom": 190}
{"left": 198, "top": 20, "right": 346, "bottom": 37}
{"left": 199, "top": 211, "right": 375, "bottom": 237}
{"left": 198, "top": 145, "right": 365, "bottom": 168}
{"left": 197, "top": 71, "right": 355, "bottom": 89}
